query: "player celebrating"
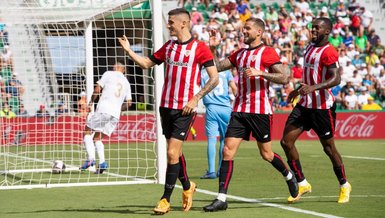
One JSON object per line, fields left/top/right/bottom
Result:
{"left": 203, "top": 18, "right": 298, "bottom": 212}
{"left": 200, "top": 68, "right": 237, "bottom": 179}
{"left": 280, "top": 17, "right": 352, "bottom": 204}
{"left": 80, "top": 60, "right": 132, "bottom": 174}
{"left": 118, "top": 8, "right": 219, "bottom": 214}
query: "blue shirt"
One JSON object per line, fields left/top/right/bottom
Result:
{"left": 201, "top": 69, "right": 233, "bottom": 108}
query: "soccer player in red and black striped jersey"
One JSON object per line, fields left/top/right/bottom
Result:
{"left": 118, "top": 8, "right": 219, "bottom": 214}
{"left": 280, "top": 17, "right": 351, "bottom": 204}
{"left": 203, "top": 18, "right": 299, "bottom": 212}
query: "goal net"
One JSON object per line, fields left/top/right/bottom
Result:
{"left": 0, "top": 0, "right": 165, "bottom": 189}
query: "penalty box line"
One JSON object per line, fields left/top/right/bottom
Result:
{"left": 175, "top": 185, "right": 342, "bottom": 218}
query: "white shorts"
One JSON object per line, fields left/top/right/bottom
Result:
{"left": 86, "top": 112, "right": 119, "bottom": 137}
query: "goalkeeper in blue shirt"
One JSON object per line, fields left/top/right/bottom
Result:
{"left": 200, "top": 68, "right": 237, "bottom": 179}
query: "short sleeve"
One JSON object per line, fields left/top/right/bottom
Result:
{"left": 196, "top": 42, "right": 214, "bottom": 66}
{"left": 321, "top": 46, "right": 339, "bottom": 67}
{"left": 150, "top": 40, "right": 172, "bottom": 65}
{"left": 262, "top": 47, "right": 281, "bottom": 69}
{"left": 228, "top": 48, "right": 244, "bottom": 67}
{"left": 97, "top": 71, "right": 110, "bottom": 88}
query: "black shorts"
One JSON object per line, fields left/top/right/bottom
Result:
{"left": 159, "top": 107, "right": 196, "bottom": 141}
{"left": 225, "top": 112, "right": 272, "bottom": 142}
{"left": 285, "top": 103, "right": 336, "bottom": 139}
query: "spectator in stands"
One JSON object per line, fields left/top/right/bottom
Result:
{"left": 236, "top": 0, "right": 249, "bottom": 16}
{"left": 377, "top": 70, "right": 385, "bottom": 100}
{"left": 351, "top": 69, "right": 363, "bottom": 89}
{"left": 266, "top": 6, "right": 279, "bottom": 22}
{"left": 355, "top": 30, "right": 369, "bottom": 53}
{"left": 5, "top": 73, "right": 24, "bottom": 99}
{"left": 357, "top": 86, "right": 371, "bottom": 109}
{"left": 362, "top": 73, "right": 375, "bottom": 93}
{"left": 331, "top": 83, "right": 343, "bottom": 105}
{"left": 17, "top": 104, "right": 29, "bottom": 117}
{"left": 278, "top": 93, "right": 289, "bottom": 109}
{"left": 361, "top": 96, "right": 382, "bottom": 110}
{"left": 343, "top": 59, "right": 356, "bottom": 77}
{"left": 371, "top": 38, "right": 385, "bottom": 57}
{"left": 351, "top": 53, "right": 363, "bottom": 67}
{"left": 318, "top": 6, "right": 329, "bottom": 18}
{"left": 225, "top": 0, "right": 237, "bottom": 14}
{"left": 198, "top": 26, "right": 210, "bottom": 42}
{"left": 295, "top": 0, "right": 309, "bottom": 13}
{"left": 77, "top": 91, "right": 89, "bottom": 116}
{"left": 367, "top": 29, "right": 380, "bottom": 47}
{"left": 371, "top": 60, "right": 384, "bottom": 79}
{"left": 341, "top": 79, "right": 355, "bottom": 99}
{"left": 339, "top": 49, "right": 351, "bottom": 67}
{"left": 35, "top": 104, "right": 50, "bottom": 118}
{"left": 365, "top": 50, "right": 380, "bottom": 66}
{"left": 55, "top": 102, "right": 69, "bottom": 116}
{"left": 191, "top": 7, "right": 204, "bottom": 26}
{"left": 357, "top": 63, "right": 368, "bottom": 77}
{"left": 216, "top": 6, "right": 230, "bottom": 24}
{"left": 346, "top": 43, "right": 358, "bottom": 59}
{"left": 0, "top": 102, "right": 16, "bottom": 118}
{"left": 335, "top": 0, "right": 349, "bottom": 25}
{"left": 343, "top": 31, "right": 354, "bottom": 48}
{"left": 0, "top": 45, "right": 13, "bottom": 73}
{"left": 359, "top": 6, "right": 374, "bottom": 32}
{"left": 343, "top": 88, "right": 358, "bottom": 110}
{"left": 329, "top": 30, "right": 343, "bottom": 49}
{"left": 253, "top": 5, "right": 264, "bottom": 20}
{"left": 290, "top": 60, "right": 303, "bottom": 84}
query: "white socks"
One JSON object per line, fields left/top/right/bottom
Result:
{"left": 217, "top": 193, "right": 227, "bottom": 202}
{"left": 298, "top": 179, "right": 308, "bottom": 186}
{"left": 285, "top": 171, "right": 293, "bottom": 181}
{"left": 83, "top": 134, "right": 95, "bottom": 161}
{"left": 95, "top": 140, "right": 105, "bottom": 164}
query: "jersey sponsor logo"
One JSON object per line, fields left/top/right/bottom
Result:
{"left": 165, "top": 57, "right": 189, "bottom": 67}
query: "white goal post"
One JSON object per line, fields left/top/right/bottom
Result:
{"left": 0, "top": 0, "right": 167, "bottom": 189}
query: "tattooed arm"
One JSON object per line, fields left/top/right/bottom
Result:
{"left": 244, "top": 63, "right": 290, "bottom": 85}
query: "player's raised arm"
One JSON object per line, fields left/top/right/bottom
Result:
{"left": 118, "top": 35, "right": 156, "bottom": 69}
{"left": 209, "top": 29, "right": 233, "bottom": 72}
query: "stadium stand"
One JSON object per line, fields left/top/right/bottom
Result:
{"left": 1, "top": 0, "right": 384, "bottom": 115}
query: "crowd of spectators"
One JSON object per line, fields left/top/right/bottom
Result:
{"left": 1, "top": 0, "right": 384, "bottom": 118}
{"left": 184, "top": 0, "right": 385, "bottom": 111}
{"left": 0, "top": 21, "right": 73, "bottom": 119}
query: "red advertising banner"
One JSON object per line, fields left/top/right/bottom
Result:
{"left": 1, "top": 112, "right": 384, "bottom": 145}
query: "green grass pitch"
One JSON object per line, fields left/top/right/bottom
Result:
{"left": 1, "top": 140, "right": 384, "bottom": 217}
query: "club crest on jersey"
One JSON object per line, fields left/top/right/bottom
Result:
{"left": 185, "top": 50, "right": 191, "bottom": 57}
{"left": 251, "top": 55, "right": 258, "bottom": 62}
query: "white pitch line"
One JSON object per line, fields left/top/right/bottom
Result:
{"left": 176, "top": 185, "right": 342, "bottom": 218}
{"left": 342, "top": 155, "right": 385, "bottom": 161}
{"left": 257, "top": 195, "right": 385, "bottom": 200}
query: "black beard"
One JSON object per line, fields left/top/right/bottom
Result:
{"left": 312, "top": 34, "right": 326, "bottom": 45}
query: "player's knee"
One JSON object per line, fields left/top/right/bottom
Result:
{"left": 260, "top": 151, "right": 273, "bottom": 162}
{"left": 222, "top": 146, "right": 234, "bottom": 159}
{"left": 167, "top": 149, "right": 179, "bottom": 162}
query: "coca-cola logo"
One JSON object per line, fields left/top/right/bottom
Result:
{"left": 306, "top": 114, "right": 377, "bottom": 138}
{"left": 111, "top": 116, "right": 157, "bottom": 141}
